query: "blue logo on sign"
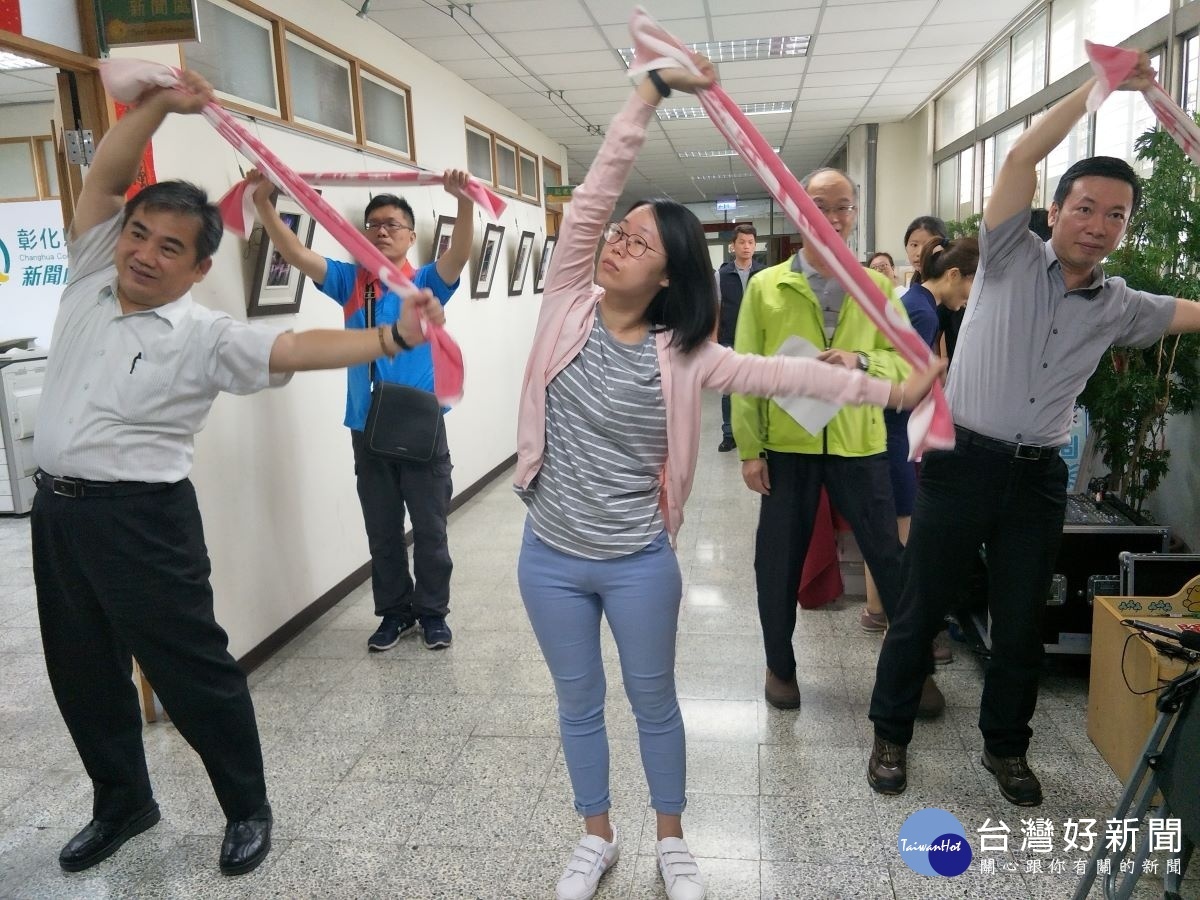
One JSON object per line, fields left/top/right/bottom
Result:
{"left": 897, "top": 807, "right": 973, "bottom": 877}
{"left": 0, "top": 238, "right": 10, "bottom": 285}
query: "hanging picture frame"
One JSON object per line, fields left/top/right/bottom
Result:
{"left": 534, "top": 234, "right": 556, "bottom": 294}
{"left": 247, "top": 193, "right": 316, "bottom": 317}
{"left": 431, "top": 214, "right": 455, "bottom": 262}
{"left": 473, "top": 223, "right": 504, "bottom": 299}
{"left": 509, "top": 230, "right": 535, "bottom": 296}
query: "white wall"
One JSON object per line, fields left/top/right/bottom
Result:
{"left": 0, "top": 101, "right": 56, "bottom": 139}
{"left": 112, "top": 0, "right": 566, "bottom": 656}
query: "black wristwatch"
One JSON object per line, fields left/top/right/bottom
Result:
{"left": 647, "top": 70, "right": 672, "bottom": 98}
{"left": 856, "top": 351, "right": 870, "bottom": 372}
{"left": 391, "top": 321, "right": 412, "bottom": 352}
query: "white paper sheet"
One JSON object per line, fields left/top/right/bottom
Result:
{"left": 771, "top": 336, "right": 843, "bottom": 434}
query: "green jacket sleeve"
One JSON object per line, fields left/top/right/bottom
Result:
{"left": 731, "top": 276, "right": 767, "bottom": 460}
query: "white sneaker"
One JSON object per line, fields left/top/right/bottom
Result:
{"left": 656, "top": 837, "right": 706, "bottom": 900}
{"left": 555, "top": 827, "right": 619, "bottom": 900}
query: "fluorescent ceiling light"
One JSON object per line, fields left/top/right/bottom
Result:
{"left": 658, "top": 101, "right": 792, "bottom": 120}
{"left": 678, "top": 147, "right": 779, "bottom": 159}
{"left": 0, "top": 50, "right": 48, "bottom": 71}
{"left": 620, "top": 35, "right": 809, "bottom": 67}
{"left": 692, "top": 173, "right": 760, "bottom": 182}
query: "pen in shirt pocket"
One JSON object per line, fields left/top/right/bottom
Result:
{"left": 130, "top": 352, "right": 142, "bottom": 374}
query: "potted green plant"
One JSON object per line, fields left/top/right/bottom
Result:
{"left": 1079, "top": 124, "right": 1200, "bottom": 515}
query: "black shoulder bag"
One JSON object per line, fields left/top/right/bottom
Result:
{"left": 362, "top": 280, "right": 443, "bottom": 462}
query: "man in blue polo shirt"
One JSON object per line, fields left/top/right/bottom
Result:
{"left": 867, "top": 50, "right": 1200, "bottom": 806}
{"left": 250, "top": 169, "right": 474, "bottom": 652}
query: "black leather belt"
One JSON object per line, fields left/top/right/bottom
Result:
{"left": 34, "top": 469, "right": 172, "bottom": 498}
{"left": 954, "top": 427, "right": 1059, "bottom": 461}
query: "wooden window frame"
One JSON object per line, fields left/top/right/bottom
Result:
{"left": 465, "top": 120, "right": 495, "bottom": 183}
{"left": 465, "top": 118, "right": 541, "bottom": 204}
{"left": 357, "top": 63, "right": 415, "bottom": 163}
{"left": 184, "top": 0, "right": 283, "bottom": 119}
{"left": 282, "top": 29, "right": 356, "bottom": 142}
{"left": 517, "top": 146, "right": 539, "bottom": 204}
{"left": 178, "top": 0, "right": 419, "bottom": 165}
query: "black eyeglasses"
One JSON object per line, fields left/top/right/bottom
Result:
{"left": 364, "top": 220, "right": 414, "bottom": 234}
{"left": 603, "top": 222, "right": 661, "bottom": 258}
{"left": 814, "top": 204, "right": 857, "bottom": 217}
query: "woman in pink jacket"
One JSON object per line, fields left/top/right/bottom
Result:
{"left": 514, "top": 58, "right": 942, "bottom": 900}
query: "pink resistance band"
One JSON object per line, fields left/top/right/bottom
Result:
{"left": 628, "top": 7, "right": 955, "bottom": 459}
{"left": 99, "top": 58, "right": 465, "bottom": 406}
{"left": 1085, "top": 41, "right": 1200, "bottom": 166}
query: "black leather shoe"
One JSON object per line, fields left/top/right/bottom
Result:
{"left": 59, "top": 801, "right": 161, "bottom": 872}
{"left": 867, "top": 735, "right": 907, "bottom": 795}
{"left": 219, "top": 802, "right": 272, "bottom": 876}
{"left": 717, "top": 436, "right": 736, "bottom": 453}
{"left": 981, "top": 749, "right": 1042, "bottom": 807}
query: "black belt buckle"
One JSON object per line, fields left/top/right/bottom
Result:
{"left": 1013, "top": 443, "right": 1042, "bottom": 461}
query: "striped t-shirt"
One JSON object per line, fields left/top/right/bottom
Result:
{"left": 518, "top": 307, "right": 667, "bottom": 559}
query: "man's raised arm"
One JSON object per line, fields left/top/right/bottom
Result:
{"left": 984, "top": 52, "right": 1155, "bottom": 231}
{"left": 73, "top": 70, "right": 213, "bottom": 237}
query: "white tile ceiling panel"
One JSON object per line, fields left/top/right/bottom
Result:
{"left": 707, "top": 11, "right": 822, "bottom": 35}
{"left": 518, "top": 51, "right": 622, "bottom": 75}
{"left": 402, "top": 35, "right": 495, "bottom": 61}
{"left": 820, "top": 0, "right": 937, "bottom": 31}
{"left": 717, "top": 75, "right": 804, "bottom": 98}
{"left": 896, "top": 44, "right": 973, "bottom": 68}
{"left": 932, "top": 0, "right": 1031, "bottom": 25}
{"left": 489, "top": 26, "right": 612, "bottom": 57}
{"left": 806, "top": 50, "right": 902, "bottom": 72}
{"left": 369, "top": 6, "right": 469, "bottom": 39}
{"left": 814, "top": 28, "right": 918, "bottom": 55}
{"left": 712, "top": 57, "right": 810, "bottom": 80}
{"left": 453, "top": 58, "right": 523, "bottom": 80}
{"left": 798, "top": 84, "right": 876, "bottom": 101}
{"left": 600, "top": 18, "right": 711, "bottom": 46}
{"left": 583, "top": 0, "right": 714, "bottom": 25}
{"left": 872, "top": 77, "right": 944, "bottom": 97}
{"left": 906, "top": 21, "right": 1008, "bottom": 49}
{"left": 470, "top": 1, "right": 595, "bottom": 31}
{"left": 801, "top": 68, "right": 895, "bottom": 88}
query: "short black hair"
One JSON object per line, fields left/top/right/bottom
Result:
{"left": 1052, "top": 156, "right": 1141, "bottom": 217}
{"left": 903, "top": 215, "right": 947, "bottom": 246}
{"left": 365, "top": 193, "right": 415, "bottom": 228}
{"left": 1029, "top": 208, "right": 1052, "bottom": 241}
{"left": 732, "top": 223, "right": 758, "bottom": 239}
{"left": 867, "top": 250, "right": 894, "bottom": 268}
{"left": 123, "top": 180, "right": 223, "bottom": 262}
{"left": 624, "top": 198, "right": 716, "bottom": 355}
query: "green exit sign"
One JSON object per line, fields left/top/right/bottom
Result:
{"left": 99, "top": 0, "right": 200, "bottom": 48}
{"left": 545, "top": 185, "right": 576, "bottom": 202}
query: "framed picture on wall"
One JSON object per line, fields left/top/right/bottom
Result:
{"left": 431, "top": 214, "right": 455, "bottom": 262}
{"left": 473, "top": 223, "right": 504, "bottom": 299}
{"left": 509, "top": 230, "right": 535, "bottom": 296}
{"left": 533, "top": 234, "right": 556, "bottom": 294}
{"left": 247, "top": 194, "right": 316, "bottom": 317}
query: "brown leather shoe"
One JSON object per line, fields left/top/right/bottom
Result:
{"left": 931, "top": 630, "right": 954, "bottom": 665}
{"left": 916, "top": 675, "right": 945, "bottom": 719}
{"left": 981, "top": 749, "right": 1043, "bottom": 807}
{"left": 867, "top": 735, "right": 907, "bottom": 795}
{"left": 764, "top": 669, "right": 801, "bottom": 709}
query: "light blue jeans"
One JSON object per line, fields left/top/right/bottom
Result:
{"left": 518, "top": 520, "right": 686, "bottom": 816}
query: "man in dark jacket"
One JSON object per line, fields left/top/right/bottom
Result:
{"left": 715, "top": 223, "right": 765, "bottom": 451}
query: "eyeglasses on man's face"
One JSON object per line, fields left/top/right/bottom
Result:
{"left": 364, "top": 220, "right": 414, "bottom": 234}
{"left": 603, "top": 222, "right": 661, "bottom": 258}
{"left": 814, "top": 204, "right": 857, "bottom": 217}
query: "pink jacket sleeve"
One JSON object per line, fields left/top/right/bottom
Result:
{"left": 697, "top": 342, "right": 894, "bottom": 408}
{"left": 541, "top": 95, "right": 657, "bottom": 300}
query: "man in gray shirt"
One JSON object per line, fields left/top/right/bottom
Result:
{"left": 867, "top": 50, "right": 1200, "bottom": 807}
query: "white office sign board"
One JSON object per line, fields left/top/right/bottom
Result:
{"left": 0, "top": 200, "right": 69, "bottom": 349}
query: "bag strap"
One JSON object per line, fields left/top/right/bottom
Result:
{"left": 361, "top": 271, "right": 378, "bottom": 386}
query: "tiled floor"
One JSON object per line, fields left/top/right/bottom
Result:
{"left": 1, "top": 396, "right": 1195, "bottom": 899}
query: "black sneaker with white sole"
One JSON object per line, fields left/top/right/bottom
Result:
{"left": 420, "top": 616, "right": 452, "bottom": 650}
{"left": 367, "top": 614, "right": 417, "bottom": 652}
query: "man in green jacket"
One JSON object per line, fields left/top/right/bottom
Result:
{"left": 733, "top": 168, "right": 942, "bottom": 713}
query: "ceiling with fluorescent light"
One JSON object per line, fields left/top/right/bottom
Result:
{"left": 341, "top": 0, "right": 1038, "bottom": 205}
{"left": 0, "top": 50, "right": 57, "bottom": 107}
